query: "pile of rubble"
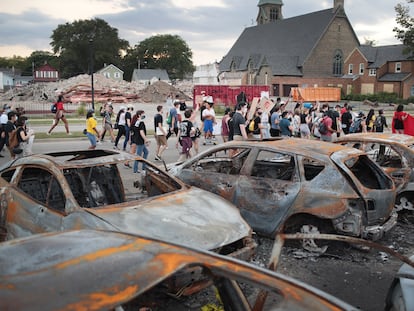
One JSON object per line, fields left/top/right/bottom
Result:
{"left": 0, "top": 74, "right": 193, "bottom": 106}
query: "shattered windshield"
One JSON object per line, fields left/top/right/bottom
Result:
{"left": 64, "top": 161, "right": 182, "bottom": 208}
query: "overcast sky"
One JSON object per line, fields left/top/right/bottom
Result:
{"left": 0, "top": 0, "right": 407, "bottom": 66}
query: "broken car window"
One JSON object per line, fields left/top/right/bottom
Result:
{"left": 251, "top": 150, "right": 295, "bottom": 180}
{"left": 192, "top": 148, "right": 250, "bottom": 175}
{"left": 344, "top": 155, "right": 393, "bottom": 190}
{"left": 17, "top": 167, "right": 65, "bottom": 212}
{"left": 303, "top": 157, "right": 325, "bottom": 181}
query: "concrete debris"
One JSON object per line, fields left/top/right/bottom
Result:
{"left": 0, "top": 74, "right": 193, "bottom": 105}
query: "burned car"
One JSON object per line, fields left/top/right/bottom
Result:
{"left": 336, "top": 133, "right": 414, "bottom": 212}
{"left": 0, "top": 149, "right": 255, "bottom": 261}
{"left": 0, "top": 229, "right": 357, "bottom": 311}
{"left": 385, "top": 254, "right": 414, "bottom": 311}
{"left": 169, "top": 139, "right": 397, "bottom": 249}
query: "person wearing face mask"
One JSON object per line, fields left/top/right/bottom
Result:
{"left": 232, "top": 102, "right": 249, "bottom": 141}
{"left": 132, "top": 110, "right": 149, "bottom": 174}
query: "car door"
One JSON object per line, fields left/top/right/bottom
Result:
{"left": 177, "top": 148, "right": 251, "bottom": 202}
{"left": 235, "top": 149, "right": 301, "bottom": 236}
{"left": 358, "top": 142, "right": 409, "bottom": 191}
{"left": 7, "top": 167, "right": 65, "bottom": 238}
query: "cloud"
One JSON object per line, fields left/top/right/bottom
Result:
{"left": 0, "top": 0, "right": 402, "bottom": 65}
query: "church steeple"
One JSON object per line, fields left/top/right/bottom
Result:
{"left": 257, "top": 0, "right": 283, "bottom": 25}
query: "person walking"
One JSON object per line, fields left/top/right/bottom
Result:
{"left": 154, "top": 105, "right": 167, "bottom": 160}
{"left": 366, "top": 108, "right": 376, "bottom": 132}
{"left": 114, "top": 106, "right": 126, "bottom": 150}
{"left": 133, "top": 110, "right": 149, "bottom": 174}
{"left": 100, "top": 102, "right": 115, "bottom": 143}
{"left": 221, "top": 107, "right": 231, "bottom": 143}
{"left": 4, "top": 111, "right": 17, "bottom": 158}
{"left": 299, "top": 106, "right": 311, "bottom": 139}
{"left": 232, "top": 102, "right": 249, "bottom": 141}
{"left": 202, "top": 101, "right": 216, "bottom": 144}
{"left": 279, "top": 111, "right": 293, "bottom": 138}
{"left": 47, "top": 95, "right": 71, "bottom": 135}
{"left": 393, "top": 104, "right": 408, "bottom": 134}
{"left": 176, "top": 109, "right": 195, "bottom": 162}
{"left": 270, "top": 105, "right": 281, "bottom": 137}
{"left": 166, "top": 101, "right": 180, "bottom": 140}
{"left": 374, "top": 109, "right": 388, "bottom": 132}
{"left": 123, "top": 104, "right": 133, "bottom": 151}
{"left": 85, "top": 109, "right": 100, "bottom": 150}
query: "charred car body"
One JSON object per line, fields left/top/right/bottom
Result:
{"left": 336, "top": 133, "right": 414, "bottom": 212}
{"left": 0, "top": 229, "right": 357, "bottom": 311}
{"left": 0, "top": 150, "right": 255, "bottom": 261}
{"left": 169, "top": 139, "right": 397, "bottom": 244}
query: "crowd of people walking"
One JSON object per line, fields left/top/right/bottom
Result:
{"left": 1, "top": 91, "right": 411, "bottom": 171}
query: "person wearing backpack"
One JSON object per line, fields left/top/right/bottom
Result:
{"left": 47, "top": 95, "right": 71, "bottom": 135}
{"left": 319, "top": 104, "right": 335, "bottom": 142}
{"left": 374, "top": 109, "right": 388, "bottom": 132}
{"left": 341, "top": 106, "right": 353, "bottom": 134}
{"left": 4, "top": 111, "right": 17, "bottom": 158}
{"left": 349, "top": 111, "right": 367, "bottom": 134}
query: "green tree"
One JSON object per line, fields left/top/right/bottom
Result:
{"left": 124, "top": 34, "right": 195, "bottom": 81}
{"left": 50, "top": 18, "right": 129, "bottom": 78}
{"left": 394, "top": 0, "right": 414, "bottom": 57}
{"left": 19, "top": 51, "right": 58, "bottom": 76}
{"left": 0, "top": 56, "right": 27, "bottom": 72}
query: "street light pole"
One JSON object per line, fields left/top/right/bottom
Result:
{"left": 89, "top": 39, "right": 95, "bottom": 111}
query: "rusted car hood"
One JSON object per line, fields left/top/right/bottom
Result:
{"left": 0, "top": 230, "right": 356, "bottom": 311}
{"left": 82, "top": 187, "right": 251, "bottom": 250}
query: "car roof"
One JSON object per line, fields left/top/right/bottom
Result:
{"left": 223, "top": 138, "right": 364, "bottom": 159}
{"left": 2, "top": 149, "right": 139, "bottom": 169}
{"left": 336, "top": 133, "right": 414, "bottom": 147}
{"left": 0, "top": 230, "right": 356, "bottom": 311}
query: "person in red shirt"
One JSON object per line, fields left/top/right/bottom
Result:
{"left": 47, "top": 95, "right": 71, "bottom": 135}
{"left": 392, "top": 104, "right": 408, "bottom": 134}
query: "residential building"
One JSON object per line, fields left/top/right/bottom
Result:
{"left": 0, "top": 68, "right": 32, "bottom": 92}
{"left": 0, "top": 69, "right": 15, "bottom": 92}
{"left": 193, "top": 63, "right": 220, "bottom": 85}
{"left": 97, "top": 64, "right": 124, "bottom": 81}
{"left": 34, "top": 63, "right": 59, "bottom": 82}
{"left": 345, "top": 45, "right": 414, "bottom": 98}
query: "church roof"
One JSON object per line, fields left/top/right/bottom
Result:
{"left": 219, "top": 7, "right": 354, "bottom": 76}
{"left": 257, "top": 0, "right": 283, "bottom": 5}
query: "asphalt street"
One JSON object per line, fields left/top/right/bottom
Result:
{"left": 0, "top": 129, "right": 221, "bottom": 167}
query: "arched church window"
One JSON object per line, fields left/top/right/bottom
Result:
{"left": 333, "top": 50, "right": 343, "bottom": 76}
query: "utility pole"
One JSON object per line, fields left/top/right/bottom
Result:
{"left": 89, "top": 39, "right": 95, "bottom": 111}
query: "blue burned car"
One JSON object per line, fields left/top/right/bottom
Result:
{"left": 169, "top": 139, "right": 397, "bottom": 250}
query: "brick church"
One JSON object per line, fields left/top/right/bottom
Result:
{"left": 218, "top": 0, "right": 414, "bottom": 99}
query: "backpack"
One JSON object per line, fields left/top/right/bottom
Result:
{"left": 8, "top": 129, "right": 18, "bottom": 149}
{"left": 179, "top": 102, "right": 187, "bottom": 111}
{"left": 7, "top": 128, "right": 23, "bottom": 155}
{"left": 51, "top": 103, "right": 57, "bottom": 113}
{"left": 318, "top": 117, "right": 328, "bottom": 135}
{"left": 248, "top": 119, "right": 255, "bottom": 132}
{"left": 349, "top": 118, "right": 362, "bottom": 133}
{"left": 374, "top": 116, "right": 383, "bottom": 128}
